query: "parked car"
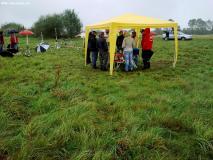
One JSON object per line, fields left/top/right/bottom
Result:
{"left": 162, "top": 31, "right": 192, "bottom": 40}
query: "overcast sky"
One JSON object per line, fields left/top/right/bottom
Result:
{"left": 0, "top": 0, "right": 213, "bottom": 29}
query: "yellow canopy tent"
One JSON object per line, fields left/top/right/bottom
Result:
{"left": 84, "top": 13, "right": 179, "bottom": 75}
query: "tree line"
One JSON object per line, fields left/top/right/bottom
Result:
{"left": 0, "top": 9, "right": 82, "bottom": 38}
{"left": 1, "top": 15, "right": 212, "bottom": 36}
{"left": 154, "top": 18, "right": 213, "bottom": 35}
{"left": 183, "top": 19, "right": 213, "bottom": 35}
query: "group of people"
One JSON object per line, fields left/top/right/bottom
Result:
{"left": 86, "top": 28, "right": 154, "bottom": 72}
{"left": 0, "top": 31, "right": 19, "bottom": 54}
{"left": 86, "top": 30, "right": 109, "bottom": 71}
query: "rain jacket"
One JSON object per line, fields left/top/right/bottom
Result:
{"left": 141, "top": 28, "right": 153, "bottom": 51}
{"left": 10, "top": 35, "right": 19, "bottom": 44}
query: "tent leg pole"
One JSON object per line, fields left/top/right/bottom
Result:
{"left": 109, "top": 26, "right": 117, "bottom": 76}
{"left": 135, "top": 28, "right": 141, "bottom": 48}
{"left": 173, "top": 27, "right": 178, "bottom": 68}
{"left": 85, "top": 28, "right": 89, "bottom": 66}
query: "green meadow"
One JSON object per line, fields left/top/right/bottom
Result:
{"left": 0, "top": 36, "right": 213, "bottom": 160}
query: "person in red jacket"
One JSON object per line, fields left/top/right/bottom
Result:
{"left": 141, "top": 28, "right": 154, "bottom": 69}
{"left": 10, "top": 33, "right": 19, "bottom": 50}
{"left": 0, "top": 31, "right": 4, "bottom": 53}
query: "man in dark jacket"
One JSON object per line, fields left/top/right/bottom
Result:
{"left": 141, "top": 28, "right": 154, "bottom": 69}
{"left": 0, "top": 31, "right": 4, "bottom": 53}
{"left": 116, "top": 30, "right": 124, "bottom": 52}
{"left": 90, "top": 31, "right": 99, "bottom": 69}
{"left": 98, "top": 32, "right": 109, "bottom": 71}
{"left": 86, "top": 32, "right": 93, "bottom": 64}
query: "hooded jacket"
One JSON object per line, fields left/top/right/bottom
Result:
{"left": 10, "top": 34, "right": 19, "bottom": 44}
{"left": 141, "top": 28, "right": 153, "bottom": 51}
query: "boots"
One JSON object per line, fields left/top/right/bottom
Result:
{"left": 93, "top": 64, "right": 97, "bottom": 69}
{"left": 147, "top": 62, "right": 151, "bottom": 69}
{"left": 142, "top": 60, "right": 151, "bottom": 70}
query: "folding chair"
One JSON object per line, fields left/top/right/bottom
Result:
{"left": 114, "top": 53, "right": 125, "bottom": 70}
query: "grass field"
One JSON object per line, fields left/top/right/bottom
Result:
{"left": 0, "top": 36, "right": 213, "bottom": 160}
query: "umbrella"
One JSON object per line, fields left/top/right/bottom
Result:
{"left": 35, "top": 32, "right": 50, "bottom": 53}
{"left": 19, "top": 30, "right": 34, "bottom": 45}
{"left": 36, "top": 42, "right": 50, "bottom": 53}
{"left": 8, "top": 29, "right": 18, "bottom": 34}
{"left": 19, "top": 30, "right": 33, "bottom": 56}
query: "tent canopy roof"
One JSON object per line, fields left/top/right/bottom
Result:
{"left": 86, "top": 13, "right": 178, "bottom": 29}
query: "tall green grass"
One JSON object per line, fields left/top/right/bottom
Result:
{"left": 0, "top": 36, "right": 213, "bottom": 159}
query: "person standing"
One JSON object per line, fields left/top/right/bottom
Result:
{"left": 131, "top": 31, "right": 139, "bottom": 67}
{"left": 166, "top": 30, "right": 169, "bottom": 39}
{"left": 86, "top": 32, "right": 93, "bottom": 64}
{"left": 0, "top": 31, "right": 4, "bottom": 53}
{"left": 122, "top": 32, "right": 135, "bottom": 72}
{"left": 141, "top": 28, "right": 154, "bottom": 70}
{"left": 98, "top": 32, "right": 109, "bottom": 71}
{"left": 90, "top": 31, "right": 99, "bottom": 69}
{"left": 116, "top": 30, "right": 124, "bottom": 52}
{"left": 105, "top": 29, "right": 109, "bottom": 46}
{"left": 10, "top": 33, "right": 19, "bottom": 50}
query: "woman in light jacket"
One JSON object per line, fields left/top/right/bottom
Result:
{"left": 122, "top": 31, "right": 135, "bottom": 72}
